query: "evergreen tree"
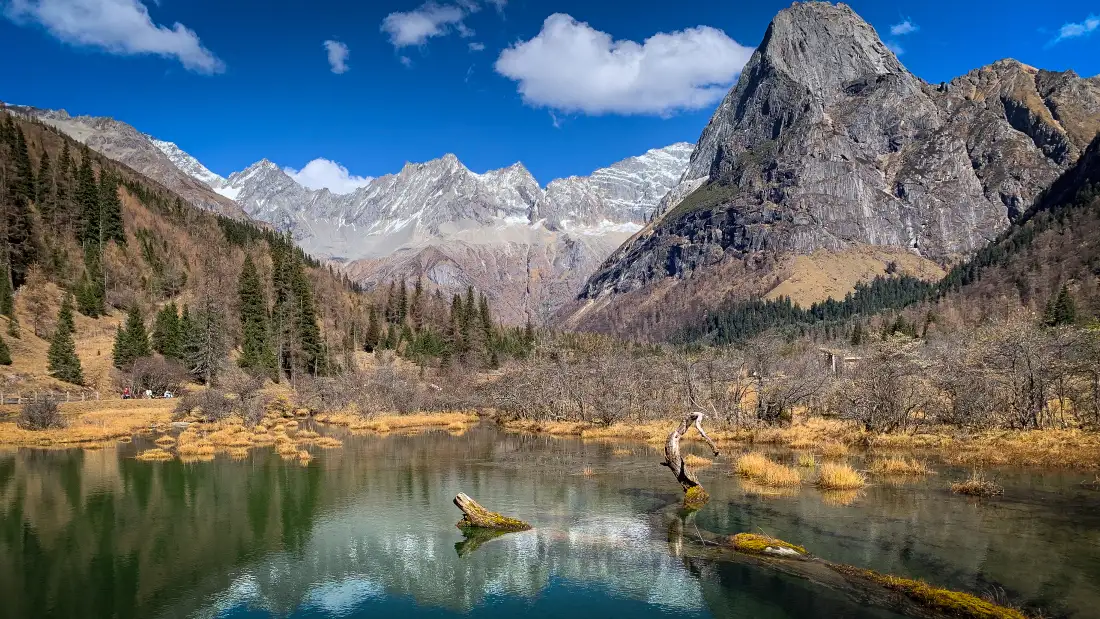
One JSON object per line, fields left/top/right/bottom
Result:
{"left": 478, "top": 293, "right": 492, "bottom": 335}
{"left": 364, "top": 305, "right": 381, "bottom": 352}
{"left": 47, "top": 300, "right": 82, "bottom": 385}
{"left": 12, "top": 128, "right": 34, "bottom": 203}
{"left": 152, "top": 302, "right": 181, "bottom": 359}
{"left": 56, "top": 142, "right": 72, "bottom": 229}
{"left": 1044, "top": 285, "right": 1078, "bottom": 327}
{"left": 35, "top": 150, "right": 53, "bottom": 208}
{"left": 291, "top": 265, "right": 324, "bottom": 375}
{"left": 0, "top": 333, "right": 10, "bottom": 366}
{"left": 0, "top": 268, "right": 12, "bottom": 320}
{"left": 396, "top": 281, "right": 408, "bottom": 323}
{"left": 185, "top": 298, "right": 228, "bottom": 385}
{"left": 57, "top": 292, "right": 76, "bottom": 336}
{"left": 75, "top": 248, "right": 105, "bottom": 317}
{"left": 76, "top": 149, "right": 100, "bottom": 247}
{"left": 98, "top": 170, "right": 125, "bottom": 245}
{"left": 850, "top": 323, "right": 864, "bottom": 346}
{"left": 411, "top": 278, "right": 423, "bottom": 328}
{"left": 237, "top": 255, "right": 275, "bottom": 376}
{"left": 113, "top": 305, "right": 150, "bottom": 369}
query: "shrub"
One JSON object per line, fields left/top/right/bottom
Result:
{"left": 174, "top": 389, "right": 234, "bottom": 422}
{"left": 17, "top": 398, "right": 65, "bottom": 430}
{"left": 124, "top": 356, "right": 187, "bottom": 397}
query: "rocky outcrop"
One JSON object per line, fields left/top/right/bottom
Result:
{"left": 566, "top": 2, "right": 1100, "bottom": 335}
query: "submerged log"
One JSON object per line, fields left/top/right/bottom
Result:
{"left": 453, "top": 493, "right": 532, "bottom": 532}
{"left": 662, "top": 412, "right": 720, "bottom": 509}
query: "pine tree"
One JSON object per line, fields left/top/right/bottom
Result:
{"left": 77, "top": 149, "right": 100, "bottom": 247}
{"left": 0, "top": 268, "right": 12, "bottom": 320}
{"left": 186, "top": 297, "right": 228, "bottom": 385}
{"left": 152, "top": 302, "right": 181, "bottom": 359}
{"left": 76, "top": 248, "right": 105, "bottom": 317}
{"left": 364, "top": 305, "right": 381, "bottom": 352}
{"left": 12, "top": 128, "right": 34, "bottom": 203}
{"left": 396, "top": 281, "right": 408, "bottom": 323}
{"left": 411, "top": 278, "right": 424, "bottom": 328}
{"left": 0, "top": 334, "right": 10, "bottom": 366}
{"left": 1045, "top": 285, "right": 1078, "bottom": 327}
{"left": 479, "top": 293, "right": 492, "bottom": 335}
{"left": 113, "top": 305, "right": 150, "bottom": 369}
{"left": 56, "top": 142, "right": 72, "bottom": 230}
{"left": 291, "top": 265, "right": 324, "bottom": 375}
{"left": 98, "top": 170, "right": 125, "bottom": 245}
{"left": 238, "top": 255, "right": 275, "bottom": 376}
{"left": 47, "top": 300, "right": 82, "bottom": 385}
{"left": 57, "top": 293, "right": 76, "bottom": 335}
{"left": 35, "top": 150, "right": 53, "bottom": 208}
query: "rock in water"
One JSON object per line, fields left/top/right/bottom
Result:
{"left": 567, "top": 1, "right": 1100, "bottom": 336}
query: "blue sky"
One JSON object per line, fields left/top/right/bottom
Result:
{"left": 1, "top": 0, "right": 1099, "bottom": 191}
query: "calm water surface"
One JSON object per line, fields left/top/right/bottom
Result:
{"left": 1, "top": 424, "right": 1098, "bottom": 619}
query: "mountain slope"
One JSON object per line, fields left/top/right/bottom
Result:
{"left": 562, "top": 1, "right": 1100, "bottom": 338}
{"left": 1, "top": 104, "right": 247, "bottom": 219}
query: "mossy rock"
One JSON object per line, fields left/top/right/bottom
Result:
{"left": 453, "top": 493, "right": 531, "bottom": 532}
{"left": 730, "top": 533, "right": 808, "bottom": 557}
{"left": 831, "top": 564, "right": 1028, "bottom": 619}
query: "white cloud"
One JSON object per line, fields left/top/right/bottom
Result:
{"left": 494, "top": 14, "right": 753, "bottom": 116}
{"left": 468, "top": 41, "right": 485, "bottom": 51}
{"left": 3, "top": 0, "right": 223, "bottom": 73}
{"left": 399, "top": 55, "right": 413, "bottom": 67}
{"left": 886, "top": 41, "right": 904, "bottom": 55}
{"left": 284, "top": 159, "right": 373, "bottom": 195}
{"left": 381, "top": 2, "right": 470, "bottom": 48}
{"left": 890, "top": 20, "right": 918, "bottom": 36}
{"left": 323, "top": 39, "right": 349, "bottom": 73}
{"left": 1048, "top": 14, "right": 1100, "bottom": 46}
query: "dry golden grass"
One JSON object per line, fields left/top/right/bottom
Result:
{"left": 308, "top": 436, "right": 343, "bottom": 449}
{"left": 294, "top": 429, "right": 319, "bottom": 439}
{"left": 821, "top": 442, "right": 849, "bottom": 459}
{"left": 227, "top": 447, "right": 250, "bottom": 460}
{"left": 869, "top": 457, "right": 933, "bottom": 477}
{"left": 951, "top": 471, "right": 1004, "bottom": 497}
{"left": 611, "top": 448, "right": 633, "bottom": 457}
{"left": 154, "top": 435, "right": 176, "bottom": 447}
{"left": 318, "top": 410, "right": 479, "bottom": 434}
{"left": 683, "top": 453, "right": 714, "bottom": 468}
{"left": 765, "top": 246, "right": 945, "bottom": 307}
{"left": 276, "top": 441, "right": 300, "bottom": 456}
{"left": 135, "top": 448, "right": 173, "bottom": 462}
{"left": 815, "top": 463, "right": 867, "bottom": 490}
{"left": 735, "top": 452, "right": 802, "bottom": 487}
{"left": 178, "top": 439, "right": 214, "bottom": 457}
{"left": 180, "top": 454, "right": 215, "bottom": 464}
{"left": 797, "top": 453, "right": 817, "bottom": 468}
{"left": 0, "top": 401, "right": 173, "bottom": 447}
{"left": 296, "top": 450, "right": 312, "bottom": 463}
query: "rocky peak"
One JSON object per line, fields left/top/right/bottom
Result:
{"left": 760, "top": 2, "right": 906, "bottom": 97}
{"left": 567, "top": 1, "right": 1100, "bottom": 336}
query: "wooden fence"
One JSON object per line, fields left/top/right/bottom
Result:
{"left": 0, "top": 391, "right": 101, "bottom": 405}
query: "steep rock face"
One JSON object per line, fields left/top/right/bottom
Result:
{"left": 567, "top": 1, "right": 1100, "bottom": 335}
{"left": 2, "top": 105, "right": 248, "bottom": 219}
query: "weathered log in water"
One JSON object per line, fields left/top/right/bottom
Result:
{"left": 661, "top": 508, "right": 1028, "bottom": 619}
{"left": 661, "top": 412, "right": 720, "bottom": 509}
{"left": 453, "top": 493, "right": 532, "bottom": 532}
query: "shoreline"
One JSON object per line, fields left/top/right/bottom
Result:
{"left": 3, "top": 406, "right": 1099, "bottom": 470}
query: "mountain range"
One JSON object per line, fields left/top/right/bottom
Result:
{"left": 5, "top": 1, "right": 1099, "bottom": 336}
{"left": 3, "top": 101, "right": 691, "bottom": 324}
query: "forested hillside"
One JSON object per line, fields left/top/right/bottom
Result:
{"left": 0, "top": 111, "right": 526, "bottom": 394}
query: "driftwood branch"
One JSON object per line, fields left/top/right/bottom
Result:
{"left": 453, "top": 493, "right": 532, "bottom": 532}
{"left": 662, "top": 412, "right": 720, "bottom": 509}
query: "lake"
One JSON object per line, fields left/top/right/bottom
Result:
{"left": 1, "top": 423, "right": 1098, "bottom": 619}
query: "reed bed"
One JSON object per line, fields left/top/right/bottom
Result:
{"left": 735, "top": 452, "right": 802, "bottom": 488}
{"left": 683, "top": 454, "right": 714, "bottom": 468}
{"left": 814, "top": 463, "right": 867, "bottom": 490}
{"left": 869, "top": 456, "right": 933, "bottom": 477}
{"left": 135, "top": 448, "right": 173, "bottom": 462}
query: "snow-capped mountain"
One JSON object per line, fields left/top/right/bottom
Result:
{"left": 149, "top": 137, "right": 226, "bottom": 188}
{"left": 6, "top": 100, "right": 692, "bottom": 322}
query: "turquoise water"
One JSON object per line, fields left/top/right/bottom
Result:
{"left": 1, "top": 425, "right": 1096, "bottom": 618}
